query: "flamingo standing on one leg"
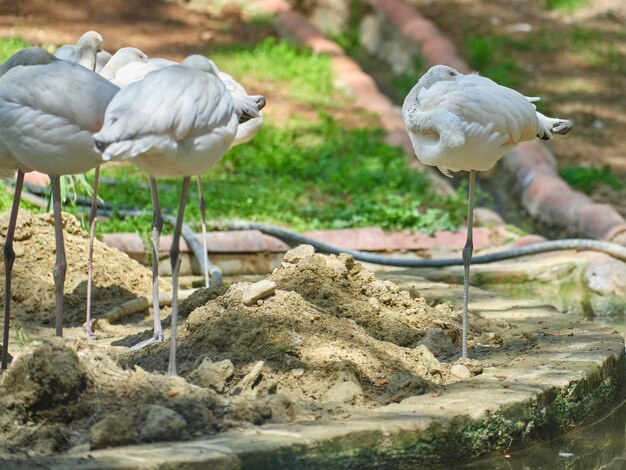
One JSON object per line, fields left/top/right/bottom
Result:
{"left": 0, "top": 48, "right": 119, "bottom": 369}
{"left": 93, "top": 63, "right": 263, "bottom": 375}
{"left": 402, "top": 65, "right": 572, "bottom": 358}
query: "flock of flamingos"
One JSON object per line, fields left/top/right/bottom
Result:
{"left": 0, "top": 30, "right": 572, "bottom": 377}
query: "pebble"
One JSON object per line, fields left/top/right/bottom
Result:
{"left": 140, "top": 405, "right": 187, "bottom": 443}
{"left": 450, "top": 364, "right": 472, "bottom": 380}
{"left": 283, "top": 244, "right": 315, "bottom": 264}
{"left": 417, "top": 329, "right": 453, "bottom": 356}
{"left": 415, "top": 345, "right": 441, "bottom": 372}
{"left": 89, "top": 413, "right": 137, "bottom": 449}
{"left": 291, "top": 368, "right": 305, "bottom": 378}
{"left": 242, "top": 280, "right": 277, "bottom": 306}
{"left": 324, "top": 381, "right": 363, "bottom": 405}
{"left": 191, "top": 358, "right": 234, "bottom": 393}
{"left": 13, "top": 243, "right": 24, "bottom": 257}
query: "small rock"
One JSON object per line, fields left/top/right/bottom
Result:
{"left": 324, "top": 256, "right": 347, "bottom": 274}
{"left": 415, "top": 345, "right": 441, "bottom": 372}
{"left": 265, "top": 394, "right": 295, "bottom": 422}
{"left": 90, "top": 413, "right": 137, "bottom": 449}
{"left": 67, "top": 443, "right": 91, "bottom": 454}
{"left": 140, "top": 405, "right": 187, "bottom": 443}
{"left": 283, "top": 244, "right": 315, "bottom": 264}
{"left": 456, "top": 357, "right": 483, "bottom": 376}
{"left": 324, "top": 381, "right": 363, "bottom": 405}
{"left": 256, "top": 380, "right": 278, "bottom": 396}
{"left": 505, "top": 23, "right": 533, "bottom": 33}
{"left": 475, "top": 332, "right": 496, "bottom": 345}
{"left": 291, "top": 368, "right": 305, "bottom": 378}
{"left": 417, "top": 328, "right": 454, "bottom": 355}
{"left": 450, "top": 364, "right": 471, "bottom": 380}
{"left": 232, "top": 361, "right": 264, "bottom": 396}
{"left": 242, "top": 280, "right": 277, "bottom": 306}
{"left": 191, "top": 358, "right": 234, "bottom": 393}
{"left": 228, "top": 396, "right": 272, "bottom": 425}
{"left": 13, "top": 243, "right": 24, "bottom": 257}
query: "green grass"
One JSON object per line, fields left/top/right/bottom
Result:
{"left": 209, "top": 38, "right": 335, "bottom": 106}
{"left": 465, "top": 37, "right": 523, "bottom": 89}
{"left": 91, "top": 113, "right": 462, "bottom": 235}
{"left": 559, "top": 166, "right": 624, "bottom": 194}
{"left": 0, "top": 37, "right": 29, "bottom": 62}
{"left": 545, "top": 0, "right": 590, "bottom": 12}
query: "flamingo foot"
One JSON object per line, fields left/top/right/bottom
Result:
{"left": 83, "top": 324, "right": 97, "bottom": 339}
{"left": 129, "top": 334, "right": 164, "bottom": 351}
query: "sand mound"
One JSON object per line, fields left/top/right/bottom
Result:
{"left": 0, "top": 210, "right": 156, "bottom": 327}
{"left": 130, "top": 246, "right": 477, "bottom": 409}
{"left": 0, "top": 338, "right": 229, "bottom": 456}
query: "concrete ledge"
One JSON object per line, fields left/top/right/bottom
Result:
{"left": 10, "top": 282, "right": 625, "bottom": 468}
{"left": 392, "top": 250, "right": 626, "bottom": 317}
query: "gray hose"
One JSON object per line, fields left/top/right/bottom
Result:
{"left": 162, "top": 214, "right": 223, "bottom": 285}
{"left": 15, "top": 181, "right": 626, "bottom": 267}
{"left": 210, "top": 221, "right": 626, "bottom": 266}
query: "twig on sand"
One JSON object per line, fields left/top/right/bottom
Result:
{"left": 93, "top": 289, "right": 197, "bottom": 328}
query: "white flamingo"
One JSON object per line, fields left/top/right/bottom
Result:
{"left": 402, "top": 65, "right": 572, "bottom": 358}
{"left": 54, "top": 31, "right": 110, "bottom": 73}
{"left": 93, "top": 63, "right": 263, "bottom": 375}
{"left": 100, "top": 51, "right": 265, "bottom": 287}
{"left": 0, "top": 48, "right": 119, "bottom": 369}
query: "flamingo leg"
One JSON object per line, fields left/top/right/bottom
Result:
{"left": 85, "top": 166, "right": 100, "bottom": 337}
{"left": 50, "top": 176, "right": 66, "bottom": 338}
{"left": 130, "top": 177, "right": 164, "bottom": 350}
{"left": 1, "top": 170, "right": 24, "bottom": 370}
{"left": 197, "top": 176, "right": 210, "bottom": 288}
{"left": 167, "top": 177, "right": 191, "bottom": 376}
{"left": 461, "top": 170, "right": 476, "bottom": 358}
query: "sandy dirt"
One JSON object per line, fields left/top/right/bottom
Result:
{"left": 0, "top": 211, "right": 158, "bottom": 329}
{"left": 0, "top": 210, "right": 530, "bottom": 458}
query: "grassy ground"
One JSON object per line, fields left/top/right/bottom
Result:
{"left": 0, "top": 37, "right": 463, "bottom": 236}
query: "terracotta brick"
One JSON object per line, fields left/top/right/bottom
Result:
{"left": 158, "top": 230, "right": 290, "bottom": 254}
{"left": 276, "top": 10, "right": 343, "bottom": 55}
{"left": 303, "top": 227, "right": 389, "bottom": 251}
{"left": 364, "top": 0, "right": 469, "bottom": 72}
{"left": 101, "top": 233, "right": 145, "bottom": 254}
{"left": 254, "top": 0, "right": 290, "bottom": 14}
{"left": 578, "top": 204, "right": 626, "bottom": 241}
{"left": 23, "top": 171, "right": 50, "bottom": 187}
{"left": 513, "top": 235, "right": 547, "bottom": 247}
